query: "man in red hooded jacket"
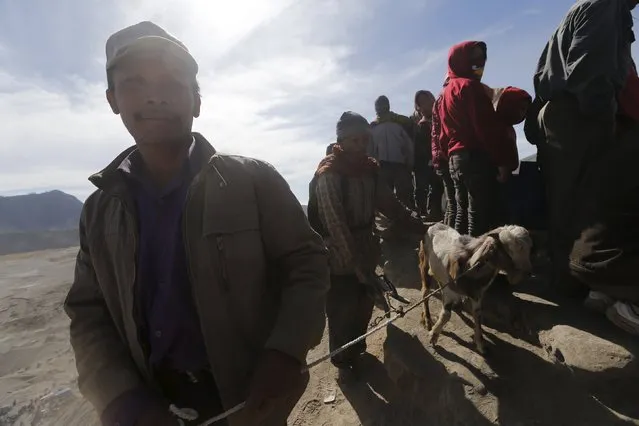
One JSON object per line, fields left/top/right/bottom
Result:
{"left": 437, "top": 41, "right": 515, "bottom": 236}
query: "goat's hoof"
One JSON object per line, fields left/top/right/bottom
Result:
{"left": 428, "top": 332, "right": 439, "bottom": 346}
{"left": 475, "top": 343, "right": 491, "bottom": 357}
{"left": 420, "top": 318, "right": 433, "bottom": 331}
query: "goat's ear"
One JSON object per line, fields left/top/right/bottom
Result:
{"left": 448, "top": 255, "right": 461, "bottom": 280}
{"left": 469, "top": 235, "right": 499, "bottom": 267}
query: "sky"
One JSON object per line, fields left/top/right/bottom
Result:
{"left": 0, "top": 0, "right": 629, "bottom": 202}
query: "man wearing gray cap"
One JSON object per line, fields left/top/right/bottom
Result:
{"left": 64, "top": 21, "right": 329, "bottom": 426}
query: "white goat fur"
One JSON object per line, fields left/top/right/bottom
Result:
{"left": 418, "top": 223, "right": 533, "bottom": 354}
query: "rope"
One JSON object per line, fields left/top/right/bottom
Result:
{"left": 197, "top": 260, "right": 484, "bottom": 426}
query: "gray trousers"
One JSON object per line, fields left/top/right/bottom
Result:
{"left": 379, "top": 161, "right": 414, "bottom": 208}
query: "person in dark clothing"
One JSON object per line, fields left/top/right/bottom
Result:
{"left": 437, "top": 41, "right": 514, "bottom": 236}
{"left": 525, "top": 0, "right": 639, "bottom": 296}
{"left": 431, "top": 76, "right": 457, "bottom": 228}
{"left": 313, "top": 112, "right": 425, "bottom": 380}
{"left": 570, "top": 124, "right": 639, "bottom": 335}
{"left": 64, "top": 22, "right": 329, "bottom": 426}
{"left": 412, "top": 90, "right": 444, "bottom": 220}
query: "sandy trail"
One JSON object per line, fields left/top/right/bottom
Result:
{"left": 1, "top": 241, "right": 638, "bottom": 426}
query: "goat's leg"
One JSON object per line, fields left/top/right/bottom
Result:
{"left": 471, "top": 299, "right": 486, "bottom": 355}
{"left": 420, "top": 279, "right": 435, "bottom": 331}
{"left": 418, "top": 245, "right": 433, "bottom": 330}
{"left": 428, "top": 303, "right": 452, "bottom": 346}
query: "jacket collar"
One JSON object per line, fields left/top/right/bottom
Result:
{"left": 88, "top": 132, "right": 217, "bottom": 195}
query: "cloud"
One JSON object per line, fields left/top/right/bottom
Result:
{"left": 1, "top": 0, "right": 546, "bottom": 203}
{"left": 0, "top": 0, "right": 369, "bottom": 201}
{"left": 1, "top": 0, "right": 427, "bottom": 202}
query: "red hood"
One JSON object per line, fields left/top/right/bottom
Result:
{"left": 496, "top": 86, "right": 532, "bottom": 125}
{"left": 447, "top": 41, "right": 487, "bottom": 80}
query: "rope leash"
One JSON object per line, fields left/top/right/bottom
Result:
{"left": 196, "top": 285, "right": 446, "bottom": 426}
{"left": 197, "top": 260, "right": 484, "bottom": 426}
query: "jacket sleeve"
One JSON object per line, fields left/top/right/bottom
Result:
{"left": 251, "top": 161, "right": 329, "bottom": 363}
{"left": 462, "top": 82, "right": 514, "bottom": 168}
{"left": 566, "top": 0, "right": 628, "bottom": 117}
{"left": 375, "top": 175, "right": 425, "bottom": 235}
{"left": 431, "top": 99, "right": 447, "bottom": 170}
{"left": 64, "top": 197, "right": 162, "bottom": 421}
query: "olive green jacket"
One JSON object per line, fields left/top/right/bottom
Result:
{"left": 64, "top": 133, "right": 329, "bottom": 424}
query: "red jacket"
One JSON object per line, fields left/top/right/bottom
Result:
{"left": 437, "top": 41, "right": 514, "bottom": 169}
{"left": 494, "top": 86, "right": 532, "bottom": 171}
{"left": 431, "top": 94, "right": 449, "bottom": 170}
{"left": 619, "top": 63, "right": 639, "bottom": 122}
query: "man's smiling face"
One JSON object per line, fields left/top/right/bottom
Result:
{"left": 107, "top": 51, "right": 200, "bottom": 147}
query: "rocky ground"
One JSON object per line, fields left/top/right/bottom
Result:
{"left": 1, "top": 236, "right": 638, "bottom": 426}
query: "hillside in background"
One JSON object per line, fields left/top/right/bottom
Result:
{"left": 0, "top": 190, "right": 82, "bottom": 233}
{"left": 0, "top": 191, "right": 82, "bottom": 254}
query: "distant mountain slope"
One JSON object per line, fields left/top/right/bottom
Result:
{"left": 0, "top": 191, "right": 82, "bottom": 254}
{"left": 0, "top": 190, "right": 82, "bottom": 233}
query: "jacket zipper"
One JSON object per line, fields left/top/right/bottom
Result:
{"left": 183, "top": 162, "right": 230, "bottom": 296}
{"left": 183, "top": 185, "right": 197, "bottom": 301}
{"left": 211, "top": 159, "right": 229, "bottom": 292}
{"left": 114, "top": 195, "right": 150, "bottom": 366}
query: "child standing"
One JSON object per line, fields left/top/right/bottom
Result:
{"left": 437, "top": 41, "right": 516, "bottom": 236}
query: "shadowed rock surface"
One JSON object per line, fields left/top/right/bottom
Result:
{"left": 0, "top": 234, "right": 637, "bottom": 425}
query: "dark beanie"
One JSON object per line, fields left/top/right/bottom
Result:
{"left": 336, "top": 111, "right": 371, "bottom": 140}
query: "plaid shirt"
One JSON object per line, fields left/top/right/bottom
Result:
{"left": 316, "top": 171, "right": 423, "bottom": 275}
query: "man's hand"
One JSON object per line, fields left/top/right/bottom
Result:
{"left": 497, "top": 167, "right": 511, "bottom": 183}
{"left": 245, "top": 350, "right": 303, "bottom": 423}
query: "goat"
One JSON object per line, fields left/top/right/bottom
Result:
{"left": 418, "top": 223, "right": 533, "bottom": 354}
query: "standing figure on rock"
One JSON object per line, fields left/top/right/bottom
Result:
{"left": 369, "top": 95, "right": 416, "bottom": 210}
{"left": 64, "top": 21, "right": 329, "bottom": 426}
{"left": 307, "top": 111, "right": 426, "bottom": 382}
{"left": 412, "top": 90, "right": 444, "bottom": 221}
{"left": 437, "top": 41, "right": 516, "bottom": 237}
{"left": 525, "top": 0, "right": 639, "bottom": 297}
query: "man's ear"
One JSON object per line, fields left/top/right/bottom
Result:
{"left": 106, "top": 90, "right": 119, "bottom": 115}
{"left": 193, "top": 95, "right": 201, "bottom": 118}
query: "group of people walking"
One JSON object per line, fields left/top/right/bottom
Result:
{"left": 64, "top": 1, "right": 639, "bottom": 425}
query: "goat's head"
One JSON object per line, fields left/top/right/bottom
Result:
{"left": 468, "top": 225, "right": 533, "bottom": 284}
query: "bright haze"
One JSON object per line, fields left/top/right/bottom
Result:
{"left": 1, "top": 0, "right": 631, "bottom": 202}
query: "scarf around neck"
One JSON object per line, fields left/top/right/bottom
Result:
{"left": 316, "top": 144, "right": 379, "bottom": 177}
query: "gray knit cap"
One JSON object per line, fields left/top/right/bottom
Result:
{"left": 336, "top": 111, "right": 371, "bottom": 140}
